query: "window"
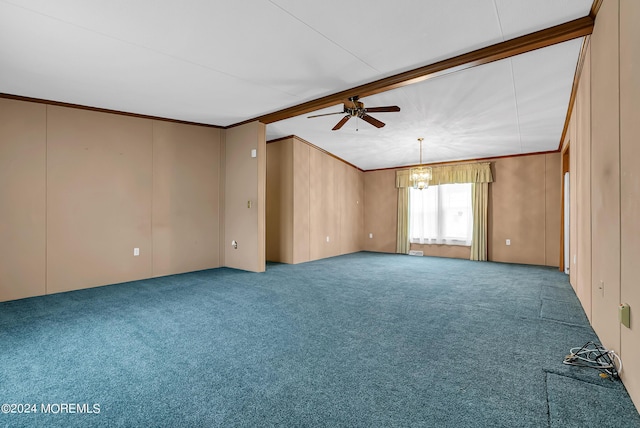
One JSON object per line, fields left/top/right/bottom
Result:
{"left": 410, "top": 183, "right": 473, "bottom": 246}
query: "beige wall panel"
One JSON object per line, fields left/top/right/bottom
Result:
{"left": 152, "top": 121, "right": 221, "bottom": 276}
{"left": 266, "top": 139, "right": 293, "bottom": 263}
{"left": 223, "top": 122, "right": 266, "bottom": 272}
{"left": 338, "top": 158, "right": 351, "bottom": 257}
{"left": 619, "top": 0, "right": 640, "bottom": 410}
{"left": 308, "top": 148, "right": 325, "bottom": 260}
{"left": 363, "top": 170, "right": 397, "bottom": 253}
{"left": 338, "top": 161, "right": 350, "bottom": 254}
{"left": 489, "top": 155, "right": 546, "bottom": 265}
{"left": 569, "top": 111, "right": 578, "bottom": 289}
{"left": 340, "top": 166, "right": 363, "bottom": 255}
{"left": 590, "top": 0, "right": 621, "bottom": 353}
{"left": 266, "top": 137, "right": 363, "bottom": 265}
{"left": 410, "top": 244, "right": 470, "bottom": 260}
{"left": 355, "top": 170, "right": 364, "bottom": 251}
{"left": 257, "top": 126, "right": 267, "bottom": 271}
{"left": 218, "top": 133, "right": 226, "bottom": 267}
{"left": 0, "top": 99, "right": 46, "bottom": 302}
{"left": 576, "top": 44, "right": 592, "bottom": 320}
{"left": 326, "top": 155, "right": 341, "bottom": 258}
{"left": 268, "top": 138, "right": 365, "bottom": 264}
{"left": 292, "top": 139, "right": 310, "bottom": 264}
{"left": 544, "top": 153, "right": 561, "bottom": 267}
{"left": 309, "top": 149, "right": 339, "bottom": 260}
{"left": 47, "top": 106, "right": 153, "bottom": 293}
{"left": 328, "top": 157, "right": 344, "bottom": 258}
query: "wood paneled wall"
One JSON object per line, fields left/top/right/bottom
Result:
{"left": 0, "top": 98, "right": 223, "bottom": 301}
{"left": 266, "top": 137, "right": 363, "bottom": 264}
{"left": 619, "top": 0, "right": 640, "bottom": 407}
{"left": 590, "top": 0, "right": 621, "bottom": 353}
{"left": 362, "top": 170, "right": 397, "bottom": 253}
{"left": 362, "top": 154, "right": 561, "bottom": 265}
{"left": 489, "top": 153, "right": 561, "bottom": 266}
{"left": 266, "top": 139, "right": 294, "bottom": 263}
{"left": 46, "top": 106, "right": 154, "bottom": 293}
{"left": 223, "top": 122, "right": 266, "bottom": 273}
{"left": 292, "top": 142, "right": 311, "bottom": 263}
{"left": 566, "top": 0, "right": 640, "bottom": 410}
{"left": 152, "top": 121, "right": 222, "bottom": 276}
{"left": 575, "top": 45, "right": 592, "bottom": 320}
{"left": 0, "top": 100, "right": 46, "bottom": 301}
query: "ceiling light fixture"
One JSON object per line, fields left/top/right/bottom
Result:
{"left": 410, "top": 138, "right": 432, "bottom": 190}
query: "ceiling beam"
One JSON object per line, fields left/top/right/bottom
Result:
{"left": 231, "top": 16, "right": 594, "bottom": 128}
{"left": 590, "top": 0, "right": 604, "bottom": 19}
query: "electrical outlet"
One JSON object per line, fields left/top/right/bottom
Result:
{"left": 506, "top": 239, "right": 511, "bottom": 246}
{"left": 231, "top": 240, "right": 238, "bottom": 249}
{"left": 133, "top": 248, "right": 140, "bottom": 256}
{"left": 369, "top": 233, "right": 373, "bottom": 239}
{"left": 326, "top": 236, "right": 330, "bottom": 243}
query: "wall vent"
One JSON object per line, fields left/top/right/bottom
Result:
{"left": 408, "top": 250, "right": 424, "bottom": 256}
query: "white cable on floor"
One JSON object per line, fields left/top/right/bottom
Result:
{"left": 563, "top": 341, "right": 622, "bottom": 378}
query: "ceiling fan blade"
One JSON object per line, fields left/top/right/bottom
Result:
{"left": 364, "top": 106, "right": 401, "bottom": 113}
{"left": 361, "top": 114, "right": 385, "bottom": 128}
{"left": 332, "top": 115, "right": 351, "bottom": 131}
{"left": 308, "top": 111, "right": 344, "bottom": 118}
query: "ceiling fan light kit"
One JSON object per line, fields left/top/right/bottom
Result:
{"left": 410, "top": 138, "right": 432, "bottom": 190}
{"left": 307, "top": 95, "right": 400, "bottom": 131}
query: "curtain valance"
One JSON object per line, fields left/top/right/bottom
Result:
{"left": 396, "top": 162, "right": 493, "bottom": 188}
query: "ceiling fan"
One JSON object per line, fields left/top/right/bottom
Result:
{"left": 307, "top": 95, "right": 400, "bottom": 130}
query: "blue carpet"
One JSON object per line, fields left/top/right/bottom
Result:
{"left": 0, "top": 252, "right": 638, "bottom": 427}
{"left": 547, "top": 373, "right": 640, "bottom": 427}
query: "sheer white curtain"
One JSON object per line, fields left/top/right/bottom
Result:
{"left": 410, "top": 183, "right": 473, "bottom": 245}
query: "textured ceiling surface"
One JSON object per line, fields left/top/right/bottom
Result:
{"left": 0, "top": 0, "right": 592, "bottom": 169}
{"left": 267, "top": 38, "right": 583, "bottom": 170}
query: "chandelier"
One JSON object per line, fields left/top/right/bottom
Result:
{"left": 410, "top": 138, "right": 432, "bottom": 190}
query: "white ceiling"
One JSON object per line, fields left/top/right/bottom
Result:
{"left": 0, "top": 0, "right": 592, "bottom": 170}
{"left": 268, "top": 38, "right": 584, "bottom": 170}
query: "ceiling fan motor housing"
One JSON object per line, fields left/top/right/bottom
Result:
{"left": 308, "top": 95, "right": 399, "bottom": 130}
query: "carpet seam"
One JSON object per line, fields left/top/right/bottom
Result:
{"left": 544, "top": 370, "right": 552, "bottom": 428}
